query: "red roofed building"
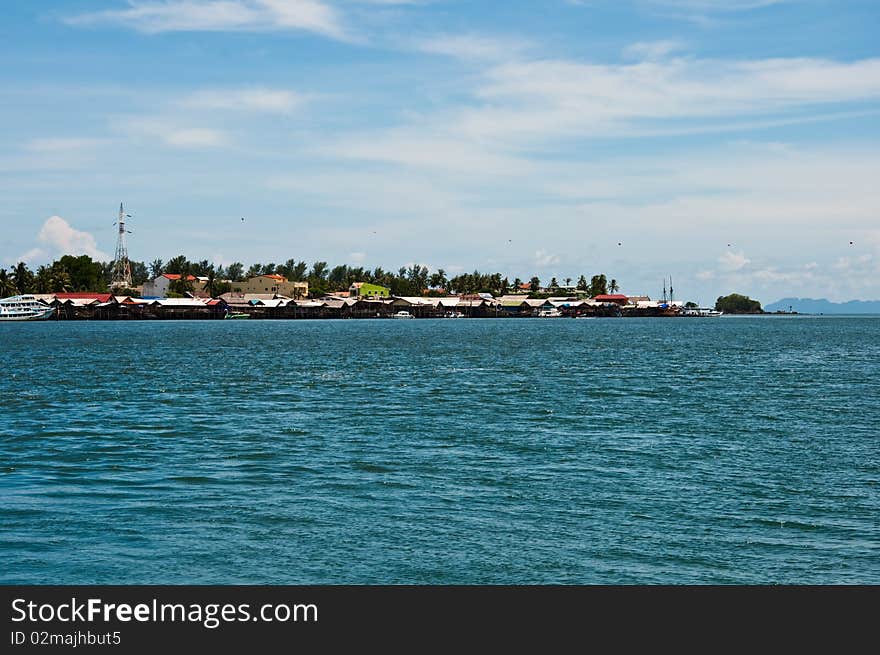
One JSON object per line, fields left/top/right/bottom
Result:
{"left": 53, "top": 293, "right": 114, "bottom": 303}
{"left": 592, "top": 294, "right": 629, "bottom": 305}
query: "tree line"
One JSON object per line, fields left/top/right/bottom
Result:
{"left": 1, "top": 254, "right": 620, "bottom": 299}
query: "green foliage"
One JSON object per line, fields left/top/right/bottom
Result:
{"left": 588, "top": 274, "right": 608, "bottom": 297}
{"left": 447, "top": 270, "right": 503, "bottom": 295}
{"left": 529, "top": 276, "right": 540, "bottom": 293}
{"left": 226, "top": 262, "right": 245, "bottom": 282}
{"left": 149, "top": 258, "right": 164, "bottom": 279}
{"left": 13, "top": 262, "right": 34, "bottom": 293}
{"left": 164, "top": 255, "right": 190, "bottom": 275}
{"left": 289, "top": 261, "right": 308, "bottom": 281}
{"left": 131, "top": 261, "right": 150, "bottom": 287}
{"left": 684, "top": 301, "right": 699, "bottom": 309}
{"left": 0, "top": 268, "right": 17, "bottom": 296}
{"left": 715, "top": 293, "right": 762, "bottom": 313}
{"left": 576, "top": 275, "right": 588, "bottom": 291}
{"left": 58, "top": 255, "right": 105, "bottom": 291}
{"left": 169, "top": 277, "right": 194, "bottom": 295}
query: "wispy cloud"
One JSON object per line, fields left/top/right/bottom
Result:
{"left": 648, "top": 0, "right": 786, "bottom": 10}
{"left": 448, "top": 56, "right": 880, "bottom": 143}
{"left": 122, "top": 117, "right": 229, "bottom": 148}
{"left": 179, "top": 87, "right": 305, "bottom": 113}
{"left": 416, "top": 34, "right": 531, "bottom": 62}
{"left": 622, "top": 39, "right": 685, "bottom": 60}
{"left": 66, "top": 0, "right": 349, "bottom": 40}
{"left": 25, "top": 138, "right": 105, "bottom": 152}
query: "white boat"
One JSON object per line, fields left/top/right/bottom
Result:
{"left": 392, "top": 310, "right": 414, "bottom": 319}
{"left": 443, "top": 311, "right": 464, "bottom": 318}
{"left": 683, "top": 307, "right": 723, "bottom": 317}
{"left": 0, "top": 295, "right": 55, "bottom": 321}
{"left": 537, "top": 308, "right": 562, "bottom": 317}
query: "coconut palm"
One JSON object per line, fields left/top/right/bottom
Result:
{"left": 13, "top": 262, "right": 33, "bottom": 294}
{"left": 0, "top": 269, "right": 15, "bottom": 297}
{"left": 609, "top": 279, "right": 620, "bottom": 294}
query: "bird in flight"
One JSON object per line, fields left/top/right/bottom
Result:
{"left": 849, "top": 241, "right": 854, "bottom": 245}
{"left": 617, "top": 242, "right": 622, "bottom": 246}
{"left": 241, "top": 217, "right": 245, "bottom": 222}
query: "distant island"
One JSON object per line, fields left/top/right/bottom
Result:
{"left": 765, "top": 298, "right": 880, "bottom": 314}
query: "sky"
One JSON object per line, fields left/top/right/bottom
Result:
{"left": 1, "top": 0, "right": 879, "bottom": 304}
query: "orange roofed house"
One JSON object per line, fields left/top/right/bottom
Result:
{"left": 143, "top": 273, "right": 204, "bottom": 298}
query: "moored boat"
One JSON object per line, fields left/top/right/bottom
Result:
{"left": 0, "top": 295, "right": 55, "bottom": 321}
{"left": 392, "top": 310, "right": 414, "bottom": 319}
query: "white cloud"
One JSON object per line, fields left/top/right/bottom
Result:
{"left": 25, "top": 138, "right": 104, "bottom": 152}
{"left": 622, "top": 40, "right": 684, "bottom": 60}
{"left": 461, "top": 57, "right": 880, "bottom": 142}
{"left": 180, "top": 88, "right": 305, "bottom": 113}
{"left": 66, "top": 0, "right": 348, "bottom": 40}
{"left": 164, "top": 128, "right": 228, "bottom": 147}
{"left": 417, "top": 34, "right": 531, "bottom": 62}
{"left": 535, "top": 249, "right": 560, "bottom": 267}
{"left": 319, "top": 131, "right": 530, "bottom": 176}
{"left": 18, "top": 216, "right": 111, "bottom": 263}
{"left": 718, "top": 250, "right": 751, "bottom": 271}
{"left": 122, "top": 118, "right": 229, "bottom": 148}
{"left": 15, "top": 248, "right": 49, "bottom": 265}
{"left": 649, "top": 0, "right": 785, "bottom": 10}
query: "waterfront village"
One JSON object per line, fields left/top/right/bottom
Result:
{"left": 8, "top": 271, "right": 725, "bottom": 320}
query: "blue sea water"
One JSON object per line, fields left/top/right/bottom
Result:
{"left": 1, "top": 316, "right": 878, "bottom": 584}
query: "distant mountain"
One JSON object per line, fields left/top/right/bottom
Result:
{"left": 765, "top": 298, "right": 880, "bottom": 314}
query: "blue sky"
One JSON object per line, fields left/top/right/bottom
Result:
{"left": 2, "top": 0, "right": 879, "bottom": 303}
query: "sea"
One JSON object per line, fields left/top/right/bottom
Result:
{"left": 1, "top": 316, "right": 878, "bottom": 584}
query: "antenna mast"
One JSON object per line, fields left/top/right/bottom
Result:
{"left": 110, "top": 202, "right": 132, "bottom": 291}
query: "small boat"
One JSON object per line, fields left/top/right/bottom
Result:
{"left": 537, "top": 308, "right": 562, "bottom": 317}
{"left": 0, "top": 295, "right": 55, "bottom": 321}
{"left": 682, "top": 307, "right": 723, "bottom": 317}
{"left": 443, "top": 311, "right": 464, "bottom": 318}
{"left": 392, "top": 310, "right": 414, "bottom": 319}
{"left": 224, "top": 311, "right": 250, "bottom": 319}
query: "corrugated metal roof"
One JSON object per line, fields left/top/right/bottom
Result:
{"left": 149, "top": 298, "right": 211, "bottom": 307}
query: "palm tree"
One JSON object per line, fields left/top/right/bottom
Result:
{"left": 609, "top": 279, "right": 619, "bottom": 294}
{"left": 0, "top": 269, "right": 15, "bottom": 297}
{"left": 149, "top": 258, "right": 164, "bottom": 279}
{"left": 564, "top": 277, "right": 572, "bottom": 287}
{"left": 529, "top": 276, "right": 540, "bottom": 293}
{"left": 204, "top": 268, "right": 217, "bottom": 298}
{"left": 13, "top": 262, "right": 33, "bottom": 294}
